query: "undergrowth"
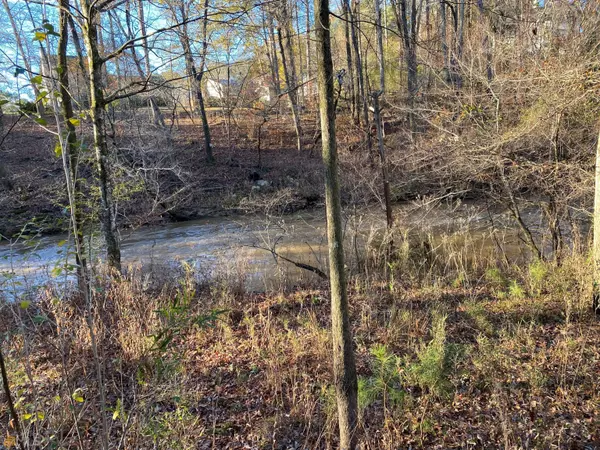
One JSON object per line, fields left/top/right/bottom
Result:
{"left": 0, "top": 233, "right": 598, "bottom": 449}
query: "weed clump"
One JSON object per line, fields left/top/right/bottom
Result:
{"left": 406, "top": 312, "right": 455, "bottom": 398}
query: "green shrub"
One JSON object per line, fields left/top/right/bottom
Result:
{"left": 508, "top": 280, "right": 526, "bottom": 300}
{"left": 406, "top": 312, "right": 453, "bottom": 398}
{"left": 463, "top": 300, "right": 494, "bottom": 335}
{"left": 484, "top": 267, "right": 507, "bottom": 287}
{"left": 358, "top": 344, "right": 405, "bottom": 415}
{"left": 528, "top": 260, "right": 548, "bottom": 297}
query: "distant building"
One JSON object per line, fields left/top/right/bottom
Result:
{"left": 206, "top": 78, "right": 242, "bottom": 100}
{"left": 206, "top": 74, "right": 272, "bottom": 105}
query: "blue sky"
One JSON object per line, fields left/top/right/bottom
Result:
{"left": 0, "top": 0, "right": 269, "bottom": 101}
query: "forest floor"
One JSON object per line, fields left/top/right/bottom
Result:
{"left": 1, "top": 248, "right": 599, "bottom": 448}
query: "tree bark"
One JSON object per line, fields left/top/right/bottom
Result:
{"left": 477, "top": 0, "right": 493, "bottom": 81}
{"left": 374, "top": 0, "right": 386, "bottom": 92}
{"left": 372, "top": 93, "right": 393, "bottom": 229}
{"left": 315, "top": 0, "right": 359, "bottom": 447}
{"left": 349, "top": 0, "right": 372, "bottom": 151}
{"left": 342, "top": 0, "right": 357, "bottom": 121}
{"left": 175, "top": 0, "right": 214, "bottom": 163}
{"left": 391, "top": 0, "right": 418, "bottom": 132}
{"left": 277, "top": 13, "right": 303, "bottom": 152}
{"left": 593, "top": 125, "right": 600, "bottom": 313}
{"left": 440, "top": 0, "right": 449, "bottom": 74}
{"left": 58, "top": 0, "right": 87, "bottom": 289}
{"left": 81, "top": 1, "right": 121, "bottom": 272}
{"left": 305, "top": 0, "right": 312, "bottom": 102}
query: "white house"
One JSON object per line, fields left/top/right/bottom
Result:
{"left": 206, "top": 78, "right": 241, "bottom": 100}
{"left": 206, "top": 76, "right": 272, "bottom": 104}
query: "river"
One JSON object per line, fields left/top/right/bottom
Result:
{"left": 0, "top": 201, "right": 540, "bottom": 299}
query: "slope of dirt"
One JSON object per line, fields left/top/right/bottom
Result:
{"left": 0, "top": 113, "right": 326, "bottom": 238}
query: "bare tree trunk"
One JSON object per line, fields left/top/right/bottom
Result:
{"left": 456, "top": 0, "right": 465, "bottom": 88}
{"left": 68, "top": 15, "right": 87, "bottom": 80}
{"left": 136, "top": 0, "right": 151, "bottom": 77}
{"left": 477, "top": 0, "right": 493, "bottom": 81}
{"left": 593, "top": 125, "right": 600, "bottom": 313}
{"left": 277, "top": 15, "right": 303, "bottom": 152}
{"left": 176, "top": 0, "right": 214, "bottom": 163}
{"left": 125, "top": 1, "right": 147, "bottom": 79}
{"left": 305, "top": 0, "right": 312, "bottom": 102}
{"left": 315, "top": 0, "right": 358, "bottom": 447}
{"left": 135, "top": 0, "right": 167, "bottom": 129}
{"left": 392, "top": 0, "right": 418, "bottom": 132}
{"left": 372, "top": 94, "right": 393, "bottom": 228}
{"left": 350, "top": 0, "right": 372, "bottom": 151}
{"left": 198, "top": 0, "right": 213, "bottom": 162}
{"left": 81, "top": 1, "right": 121, "bottom": 273}
{"left": 0, "top": 106, "right": 9, "bottom": 191}
{"left": 342, "top": 0, "right": 357, "bottom": 121}
{"left": 262, "top": 9, "right": 280, "bottom": 100}
{"left": 2, "top": 0, "right": 44, "bottom": 116}
{"left": 294, "top": 2, "right": 305, "bottom": 107}
{"left": 268, "top": 14, "right": 282, "bottom": 98}
{"left": 374, "top": 0, "right": 386, "bottom": 92}
{"left": 440, "top": 0, "right": 449, "bottom": 75}
{"left": 0, "top": 346, "right": 25, "bottom": 450}
{"left": 58, "top": 0, "right": 87, "bottom": 289}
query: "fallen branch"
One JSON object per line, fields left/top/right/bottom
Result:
{"left": 253, "top": 244, "right": 327, "bottom": 279}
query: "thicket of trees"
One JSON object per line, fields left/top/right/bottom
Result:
{"left": 2, "top": 0, "right": 600, "bottom": 446}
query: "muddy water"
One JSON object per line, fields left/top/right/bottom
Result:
{"left": 0, "top": 202, "right": 534, "bottom": 298}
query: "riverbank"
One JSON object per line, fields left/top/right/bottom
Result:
{"left": 1, "top": 235, "right": 598, "bottom": 448}
{"left": 0, "top": 114, "right": 325, "bottom": 239}
{"left": 0, "top": 110, "right": 486, "bottom": 240}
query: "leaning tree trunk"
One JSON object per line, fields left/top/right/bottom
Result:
{"left": 268, "top": 14, "right": 282, "bottom": 98}
{"left": 262, "top": 9, "right": 281, "bottom": 100}
{"left": 372, "top": 94, "right": 393, "bottom": 230}
{"left": 456, "top": 0, "right": 465, "bottom": 88}
{"left": 68, "top": 14, "right": 88, "bottom": 87}
{"left": 0, "top": 105, "right": 11, "bottom": 191}
{"left": 198, "top": 0, "right": 213, "bottom": 163}
{"left": 82, "top": 1, "right": 121, "bottom": 272}
{"left": 315, "top": 0, "right": 359, "bottom": 447}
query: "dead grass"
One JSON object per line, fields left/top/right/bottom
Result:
{"left": 1, "top": 242, "right": 599, "bottom": 449}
